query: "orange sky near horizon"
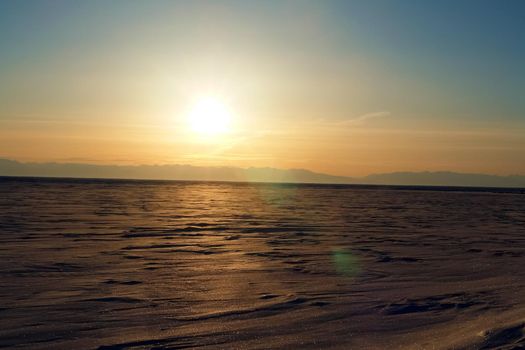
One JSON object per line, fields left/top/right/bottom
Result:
{"left": 2, "top": 115, "right": 524, "bottom": 177}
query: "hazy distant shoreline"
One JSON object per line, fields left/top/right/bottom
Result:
{"left": 1, "top": 158, "right": 525, "bottom": 189}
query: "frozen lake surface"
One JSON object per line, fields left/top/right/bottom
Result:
{"left": 1, "top": 177, "right": 525, "bottom": 349}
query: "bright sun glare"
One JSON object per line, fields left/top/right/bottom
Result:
{"left": 187, "top": 97, "right": 232, "bottom": 136}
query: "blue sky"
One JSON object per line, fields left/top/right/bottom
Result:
{"left": 1, "top": 0, "right": 524, "bottom": 116}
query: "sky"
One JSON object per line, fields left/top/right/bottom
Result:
{"left": 1, "top": 0, "right": 524, "bottom": 177}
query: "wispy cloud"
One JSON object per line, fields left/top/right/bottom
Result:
{"left": 308, "top": 111, "right": 391, "bottom": 130}
{"left": 335, "top": 111, "right": 391, "bottom": 126}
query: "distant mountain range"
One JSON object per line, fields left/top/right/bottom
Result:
{"left": 1, "top": 158, "right": 524, "bottom": 188}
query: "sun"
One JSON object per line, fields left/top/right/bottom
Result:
{"left": 187, "top": 97, "right": 232, "bottom": 136}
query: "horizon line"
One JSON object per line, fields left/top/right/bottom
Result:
{"left": 2, "top": 175, "right": 525, "bottom": 193}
